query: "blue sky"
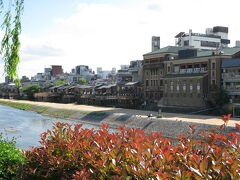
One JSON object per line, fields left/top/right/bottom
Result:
{"left": 1, "top": 0, "right": 240, "bottom": 82}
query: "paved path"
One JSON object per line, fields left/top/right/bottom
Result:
{"left": 0, "top": 99, "right": 239, "bottom": 127}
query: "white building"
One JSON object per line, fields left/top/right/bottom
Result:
{"left": 175, "top": 26, "right": 230, "bottom": 50}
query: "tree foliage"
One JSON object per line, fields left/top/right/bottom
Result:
{"left": 54, "top": 80, "right": 67, "bottom": 86}
{"left": 78, "top": 78, "right": 88, "bottom": 84}
{"left": 0, "top": 0, "right": 24, "bottom": 81}
{"left": 208, "top": 87, "right": 230, "bottom": 107}
{"left": 22, "top": 84, "right": 40, "bottom": 100}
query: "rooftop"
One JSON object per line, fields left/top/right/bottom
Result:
{"left": 144, "top": 46, "right": 240, "bottom": 58}
{"left": 143, "top": 46, "right": 190, "bottom": 56}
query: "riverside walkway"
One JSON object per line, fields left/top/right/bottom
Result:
{"left": 0, "top": 99, "right": 239, "bottom": 127}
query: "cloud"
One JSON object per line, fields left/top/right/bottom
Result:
{"left": 23, "top": 45, "right": 64, "bottom": 57}
{"left": 1, "top": 0, "right": 240, "bottom": 83}
{"left": 147, "top": 3, "right": 161, "bottom": 11}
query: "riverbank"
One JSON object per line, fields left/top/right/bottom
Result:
{"left": 0, "top": 99, "right": 239, "bottom": 138}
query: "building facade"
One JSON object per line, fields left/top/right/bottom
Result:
{"left": 222, "top": 59, "right": 240, "bottom": 103}
{"left": 143, "top": 45, "right": 240, "bottom": 108}
{"left": 175, "top": 26, "right": 230, "bottom": 50}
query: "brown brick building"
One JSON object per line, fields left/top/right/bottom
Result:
{"left": 51, "top": 65, "right": 63, "bottom": 77}
{"left": 143, "top": 46, "right": 240, "bottom": 108}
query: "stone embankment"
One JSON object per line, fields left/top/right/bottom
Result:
{"left": 0, "top": 99, "right": 238, "bottom": 139}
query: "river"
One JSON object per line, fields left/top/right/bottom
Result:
{"left": 0, "top": 105, "right": 100, "bottom": 149}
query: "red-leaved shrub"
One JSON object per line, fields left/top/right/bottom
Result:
{"left": 21, "top": 123, "right": 240, "bottom": 179}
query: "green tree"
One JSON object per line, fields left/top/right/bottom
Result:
{"left": 207, "top": 87, "right": 230, "bottom": 108}
{"left": 0, "top": 0, "right": 24, "bottom": 82}
{"left": 22, "top": 84, "right": 40, "bottom": 100}
{"left": 55, "top": 80, "right": 67, "bottom": 86}
{"left": 78, "top": 78, "right": 88, "bottom": 84}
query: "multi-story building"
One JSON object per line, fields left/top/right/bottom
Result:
{"left": 51, "top": 65, "right": 63, "bottom": 77}
{"left": 75, "top": 65, "right": 94, "bottom": 81}
{"left": 222, "top": 59, "right": 240, "bottom": 103}
{"left": 143, "top": 45, "right": 240, "bottom": 108}
{"left": 143, "top": 46, "right": 189, "bottom": 105}
{"left": 128, "top": 60, "right": 143, "bottom": 82}
{"left": 175, "top": 26, "right": 230, "bottom": 50}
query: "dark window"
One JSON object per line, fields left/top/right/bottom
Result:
{"left": 212, "top": 63, "right": 215, "bottom": 69}
{"left": 184, "top": 40, "right": 189, "bottom": 46}
{"left": 146, "top": 80, "right": 149, "bottom": 87}
{"left": 201, "top": 41, "right": 219, "bottom": 48}
{"left": 168, "top": 66, "right": 170, "bottom": 72}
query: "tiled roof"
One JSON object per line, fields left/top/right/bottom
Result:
{"left": 164, "top": 73, "right": 208, "bottom": 78}
{"left": 222, "top": 59, "right": 240, "bottom": 68}
{"left": 143, "top": 46, "right": 191, "bottom": 56}
{"left": 144, "top": 46, "right": 240, "bottom": 57}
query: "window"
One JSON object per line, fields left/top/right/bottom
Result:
{"left": 212, "top": 80, "right": 216, "bottom": 85}
{"left": 197, "top": 83, "right": 201, "bottom": 92}
{"left": 170, "top": 81, "right": 174, "bottom": 91}
{"left": 168, "top": 66, "right": 170, "bottom": 72}
{"left": 184, "top": 40, "right": 189, "bottom": 46}
{"left": 212, "top": 62, "right": 215, "bottom": 69}
{"left": 183, "top": 84, "right": 186, "bottom": 92}
{"left": 146, "top": 80, "right": 149, "bottom": 87}
{"left": 212, "top": 71, "right": 215, "bottom": 77}
{"left": 190, "top": 84, "right": 193, "bottom": 92}
{"left": 177, "top": 85, "right": 179, "bottom": 91}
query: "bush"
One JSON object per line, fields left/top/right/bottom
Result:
{"left": 22, "top": 84, "right": 40, "bottom": 100}
{"left": 0, "top": 134, "right": 25, "bottom": 179}
{"left": 21, "top": 122, "right": 240, "bottom": 179}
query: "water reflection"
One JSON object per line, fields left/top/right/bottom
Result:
{"left": 0, "top": 105, "right": 100, "bottom": 149}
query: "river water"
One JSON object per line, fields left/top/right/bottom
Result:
{"left": 0, "top": 105, "right": 100, "bottom": 149}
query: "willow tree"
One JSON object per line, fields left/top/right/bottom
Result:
{"left": 0, "top": 0, "right": 24, "bottom": 84}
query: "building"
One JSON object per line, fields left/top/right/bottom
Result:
{"left": 152, "top": 36, "right": 160, "bottom": 52}
{"left": 96, "top": 67, "right": 117, "bottom": 80}
{"left": 116, "top": 65, "right": 132, "bottom": 82}
{"left": 75, "top": 65, "right": 94, "bottom": 81}
{"left": 51, "top": 65, "right": 63, "bottom": 77}
{"left": 143, "top": 45, "right": 240, "bottom": 108}
{"left": 222, "top": 59, "right": 240, "bottom": 103}
{"left": 175, "top": 26, "right": 230, "bottom": 50}
{"left": 143, "top": 46, "right": 189, "bottom": 106}
{"left": 128, "top": 60, "right": 143, "bottom": 82}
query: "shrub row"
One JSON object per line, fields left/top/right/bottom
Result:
{"left": 18, "top": 122, "right": 240, "bottom": 180}
{"left": 0, "top": 134, "right": 24, "bottom": 179}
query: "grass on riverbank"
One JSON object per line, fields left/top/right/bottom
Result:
{"left": 0, "top": 100, "right": 106, "bottom": 120}
{"left": 0, "top": 101, "right": 34, "bottom": 111}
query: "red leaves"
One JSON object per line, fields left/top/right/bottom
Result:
{"left": 221, "top": 114, "right": 231, "bottom": 125}
{"left": 21, "top": 122, "right": 240, "bottom": 179}
{"left": 236, "top": 123, "right": 240, "bottom": 132}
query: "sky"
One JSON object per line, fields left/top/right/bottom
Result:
{"left": 1, "top": 0, "right": 240, "bottom": 82}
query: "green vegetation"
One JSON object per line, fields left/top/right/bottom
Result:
{"left": 78, "top": 78, "right": 88, "bottom": 84}
{"left": 48, "top": 109, "right": 76, "bottom": 119}
{"left": 35, "top": 107, "right": 49, "bottom": 114}
{"left": 0, "top": 134, "right": 24, "bottom": 179}
{"left": 54, "top": 80, "right": 67, "bottom": 86}
{"left": 22, "top": 84, "right": 40, "bottom": 100}
{"left": 156, "top": 114, "right": 164, "bottom": 118}
{"left": 91, "top": 112, "right": 106, "bottom": 117}
{"left": 208, "top": 87, "right": 230, "bottom": 108}
{"left": 0, "top": 0, "right": 24, "bottom": 82}
{"left": 0, "top": 101, "right": 33, "bottom": 111}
